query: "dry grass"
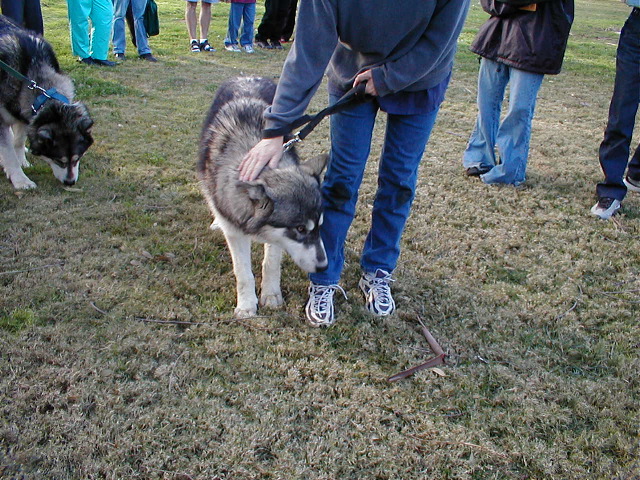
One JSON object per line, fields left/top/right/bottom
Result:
{"left": 1, "top": 0, "right": 639, "bottom": 479}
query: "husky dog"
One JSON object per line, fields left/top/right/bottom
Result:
{"left": 0, "top": 15, "right": 93, "bottom": 189}
{"left": 198, "top": 77, "right": 328, "bottom": 318}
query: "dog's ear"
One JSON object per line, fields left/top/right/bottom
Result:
{"left": 237, "top": 180, "right": 275, "bottom": 212}
{"left": 238, "top": 180, "right": 268, "bottom": 201}
{"left": 299, "top": 153, "right": 328, "bottom": 178}
{"left": 79, "top": 116, "right": 94, "bottom": 134}
{"left": 237, "top": 180, "right": 275, "bottom": 233}
{"left": 37, "top": 127, "right": 53, "bottom": 142}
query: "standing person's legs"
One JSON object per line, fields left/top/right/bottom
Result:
{"left": 626, "top": 142, "right": 640, "bottom": 184}
{"left": 224, "top": 2, "right": 242, "bottom": 46}
{"left": 24, "top": 0, "right": 43, "bottom": 34}
{"left": 67, "top": 0, "right": 92, "bottom": 59}
{"left": 481, "top": 66, "right": 543, "bottom": 186}
{"left": 360, "top": 108, "right": 440, "bottom": 275}
{"left": 131, "top": 0, "right": 151, "bottom": 55}
{"left": 185, "top": 1, "right": 198, "bottom": 40}
{"left": 463, "top": 58, "right": 509, "bottom": 174}
{"left": 255, "top": 0, "right": 273, "bottom": 42}
{"left": 87, "top": 0, "right": 113, "bottom": 61}
{"left": 596, "top": 13, "right": 640, "bottom": 201}
{"left": 1, "top": 0, "right": 25, "bottom": 26}
{"left": 309, "top": 95, "right": 379, "bottom": 287}
{"left": 269, "top": 0, "right": 289, "bottom": 44}
{"left": 112, "top": 0, "right": 128, "bottom": 55}
{"left": 240, "top": 2, "right": 255, "bottom": 47}
{"left": 281, "top": 0, "right": 297, "bottom": 41}
{"left": 199, "top": 1, "right": 211, "bottom": 41}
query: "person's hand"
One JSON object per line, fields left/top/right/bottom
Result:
{"left": 354, "top": 70, "right": 379, "bottom": 96}
{"left": 239, "top": 136, "right": 284, "bottom": 181}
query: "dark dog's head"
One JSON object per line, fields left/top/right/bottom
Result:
{"left": 27, "top": 101, "right": 94, "bottom": 186}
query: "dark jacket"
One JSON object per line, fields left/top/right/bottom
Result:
{"left": 470, "top": 0, "right": 574, "bottom": 75}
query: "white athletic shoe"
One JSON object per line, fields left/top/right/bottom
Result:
{"left": 305, "top": 284, "right": 346, "bottom": 327}
{"left": 590, "top": 197, "right": 621, "bottom": 220}
{"left": 359, "top": 269, "right": 396, "bottom": 316}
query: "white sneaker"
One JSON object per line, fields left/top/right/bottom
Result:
{"left": 624, "top": 176, "right": 640, "bottom": 193}
{"left": 305, "top": 284, "right": 346, "bottom": 327}
{"left": 590, "top": 197, "right": 621, "bottom": 220}
{"left": 243, "top": 45, "right": 254, "bottom": 54}
{"left": 359, "top": 269, "right": 396, "bottom": 316}
{"left": 224, "top": 44, "right": 241, "bottom": 52}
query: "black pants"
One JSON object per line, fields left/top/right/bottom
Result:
{"left": 281, "top": 0, "right": 298, "bottom": 41}
{"left": 1, "top": 0, "right": 43, "bottom": 34}
{"left": 255, "top": 0, "right": 293, "bottom": 42}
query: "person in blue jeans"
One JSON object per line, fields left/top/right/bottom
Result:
{"left": 239, "top": 0, "right": 470, "bottom": 326}
{"left": 591, "top": 4, "right": 640, "bottom": 220}
{"left": 223, "top": 0, "right": 255, "bottom": 53}
{"left": 112, "top": 0, "right": 157, "bottom": 62}
{"left": 462, "top": 0, "right": 574, "bottom": 186}
{"left": 1, "top": 0, "right": 43, "bottom": 34}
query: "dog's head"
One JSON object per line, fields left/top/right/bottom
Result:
{"left": 27, "top": 101, "right": 94, "bottom": 186}
{"left": 239, "top": 154, "right": 329, "bottom": 273}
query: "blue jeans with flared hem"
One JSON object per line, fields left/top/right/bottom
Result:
{"left": 224, "top": 2, "right": 255, "bottom": 47}
{"left": 112, "top": 0, "right": 151, "bottom": 56}
{"left": 596, "top": 10, "right": 640, "bottom": 202}
{"left": 308, "top": 95, "right": 439, "bottom": 286}
{"left": 463, "top": 58, "right": 544, "bottom": 186}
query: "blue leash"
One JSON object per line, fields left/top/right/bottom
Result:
{"left": 0, "top": 57, "right": 70, "bottom": 114}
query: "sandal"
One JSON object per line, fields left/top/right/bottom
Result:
{"left": 190, "top": 40, "right": 200, "bottom": 52}
{"left": 200, "top": 39, "right": 215, "bottom": 52}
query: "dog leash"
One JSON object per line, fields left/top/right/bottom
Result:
{"left": 0, "top": 58, "right": 70, "bottom": 113}
{"left": 281, "top": 82, "right": 371, "bottom": 152}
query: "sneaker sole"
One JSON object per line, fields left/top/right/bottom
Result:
{"left": 590, "top": 201, "right": 621, "bottom": 220}
{"left": 624, "top": 177, "right": 640, "bottom": 193}
{"left": 304, "top": 305, "right": 335, "bottom": 327}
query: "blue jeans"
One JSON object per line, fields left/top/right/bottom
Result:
{"left": 463, "top": 58, "right": 544, "bottom": 186}
{"left": 224, "top": 2, "right": 255, "bottom": 46}
{"left": 596, "top": 9, "right": 640, "bottom": 201}
{"left": 112, "top": 0, "right": 151, "bottom": 55}
{"left": 1, "top": 0, "right": 43, "bottom": 34}
{"left": 309, "top": 95, "right": 439, "bottom": 286}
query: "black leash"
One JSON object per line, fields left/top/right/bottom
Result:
{"left": 0, "top": 57, "right": 70, "bottom": 114}
{"left": 282, "top": 82, "right": 371, "bottom": 151}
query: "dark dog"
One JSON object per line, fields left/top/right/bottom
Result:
{"left": 198, "top": 77, "right": 328, "bottom": 317}
{"left": 0, "top": 15, "right": 93, "bottom": 189}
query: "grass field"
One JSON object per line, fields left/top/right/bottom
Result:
{"left": 1, "top": 1, "right": 639, "bottom": 479}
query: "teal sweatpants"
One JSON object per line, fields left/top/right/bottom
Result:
{"left": 66, "top": 0, "right": 113, "bottom": 60}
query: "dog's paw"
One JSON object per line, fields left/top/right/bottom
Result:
{"left": 260, "top": 292, "right": 284, "bottom": 309}
{"left": 11, "top": 174, "right": 36, "bottom": 190}
{"left": 234, "top": 305, "right": 258, "bottom": 318}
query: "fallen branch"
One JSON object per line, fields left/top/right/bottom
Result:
{"left": 133, "top": 314, "right": 284, "bottom": 331}
{"left": 555, "top": 281, "right": 583, "bottom": 321}
{"left": 90, "top": 302, "right": 108, "bottom": 315}
{"left": 387, "top": 353, "right": 446, "bottom": 382}
{"left": 418, "top": 318, "right": 444, "bottom": 356}
{"left": 135, "top": 317, "right": 208, "bottom": 326}
{"left": 0, "top": 261, "right": 64, "bottom": 276}
{"left": 388, "top": 316, "right": 447, "bottom": 382}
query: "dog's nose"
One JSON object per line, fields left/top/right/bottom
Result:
{"left": 64, "top": 179, "right": 76, "bottom": 186}
{"left": 315, "top": 263, "right": 328, "bottom": 273}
